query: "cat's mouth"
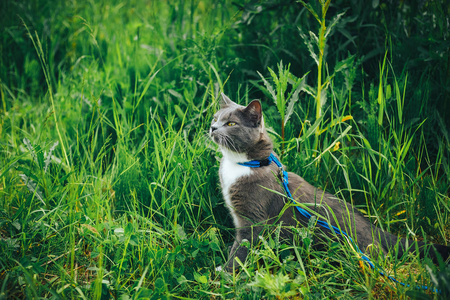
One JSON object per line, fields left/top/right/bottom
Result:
{"left": 209, "top": 129, "right": 222, "bottom": 145}
{"left": 210, "top": 130, "right": 239, "bottom": 152}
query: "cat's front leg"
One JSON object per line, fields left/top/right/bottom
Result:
{"left": 223, "top": 225, "right": 263, "bottom": 271}
{"left": 223, "top": 239, "right": 248, "bottom": 271}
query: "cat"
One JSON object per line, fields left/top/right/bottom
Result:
{"left": 210, "top": 93, "right": 450, "bottom": 272}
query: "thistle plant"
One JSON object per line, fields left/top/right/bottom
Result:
{"left": 298, "top": 0, "right": 346, "bottom": 149}
{"left": 255, "top": 61, "right": 307, "bottom": 155}
{"left": 256, "top": 1, "right": 353, "bottom": 158}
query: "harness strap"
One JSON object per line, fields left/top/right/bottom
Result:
{"left": 238, "top": 153, "right": 434, "bottom": 292}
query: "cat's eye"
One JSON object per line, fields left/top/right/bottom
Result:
{"left": 227, "top": 122, "right": 236, "bottom": 126}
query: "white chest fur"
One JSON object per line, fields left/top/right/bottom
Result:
{"left": 219, "top": 149, "right": 252, "bottom": 228}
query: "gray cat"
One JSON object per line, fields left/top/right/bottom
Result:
{"left": 210, "top": 93, "right": 449, "bottom": 272}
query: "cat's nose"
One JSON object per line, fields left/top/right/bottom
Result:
{"left": 210, "top": 126, "right": 218, "bottom": 132}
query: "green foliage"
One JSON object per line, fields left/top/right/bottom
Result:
{"left": 0, "top": 0, "right": 449, "bottom": 299}
{"left": 254, "top": 61, "right": 307, "bottom": 155}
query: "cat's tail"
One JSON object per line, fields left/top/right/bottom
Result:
{"left": 377, "top": 229, "right": 450, "bottom": 263}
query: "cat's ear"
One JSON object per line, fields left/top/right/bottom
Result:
{"left": 219, "top": 93, "right": 235, "bottom": 107}
{"left": 244, "top": 100, "right": 262, "bottom": 126}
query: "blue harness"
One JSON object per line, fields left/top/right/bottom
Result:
{"left": 238, "top": 153, "right": 434, "bottom": 291}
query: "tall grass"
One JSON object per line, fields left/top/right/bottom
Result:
{"left": 1, "top": 0, "right": 449, "bottom": 299}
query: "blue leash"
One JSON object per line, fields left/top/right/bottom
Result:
{"left": 238, "top": 153, "right": 434, "bottom": 292}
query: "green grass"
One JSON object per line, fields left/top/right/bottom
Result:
{"left": 1, "top": 0, "right": 449, "bottom": 299}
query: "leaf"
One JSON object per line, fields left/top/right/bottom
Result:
{"left": 12, "top": 220, "right": 21, "bottom": 230}
{"left": 177, "top": 275, "right": 188, "bottom": 284}
{"left": 191, "top": 248, "right": 199, "bottom": 258}
{"left": 168, "top": 88, "right": 182, "bottom": 99}
{"left": 174, "top": 105, "right": 185, "bottom": 119}
{"left": 248, "top": 271, "right": 297, "bottom": 297}
{"left": 209, "top": 242, "right": 220, "bottom": 252}
{"left": 136, "top": 288, "right": 153, "bottom": 298}
{"left": 324, "top": 12, "right": 346, "bottom": 39}
{"left": 267, "top": 67, "right": 280, "bottom": 94}
{"left": 125, "top": 222, "right": 134, "bottom": 235}
{"left": 306, "top": 125, "right": 352, "bottom": 167}
{"left": 194, "top": 272, "right": 208, "bottom": 284}
{"left": 393, "top": 71, "right": 407, "bottom": 124}
{"left": 114, "top": 227, "right": 124, "bottom": 237}
{"left": 318, "top": 115, "right": 353, "bottom": 135}
{"left": 34, "top": 144, "right": 44, "bottom": 169}
{"left": 154, "top": 278, "right": 165, "bottom": 290}
{"left": 299, "top": 30, "right": 318, "bottom": 66}
{"left": 308, "top": 30, "right": 319, "bottom": 46}
{"left": 284, "top": 93, "right": 298, "bottom": 127}
{"left": 44, "top": 141, "right": 59, "bottom": 173}
{"left": 298, "top": 1, "right": 320, "bottom": 24}
{"left": 129, "top": 234, "right": 139, "bottom": 246}
{"left": 208, "top": 62, "right": 223, "bottom": 89}
{"left": 175, "top": 224, "right": 187, "bottom": 240}
{"left": 19, "top": 174, "right": 45, "bottom": 205}
{"left": 91, "top": 250, "right": 100, "bottom": 259}
{"left": 176, "top": 253, "right": 185, "bottom": 262}
{"left": 269, "top": 63, "right": 286, "bottom": 117}
{"left": 284, "top": 74, "right": 307, "bottom": 126}
{"left": 257, "top": 71, "right": 276, "bottom": 100}
{"left": 23, "top": 138, "right": 37, "bottom": 164}
{"left": 386, "top": 84, "right": 392, "bottom": 100}
{"left": 197, "top": 275, "right": 207, "bottom": 284}
{"left": 135, "top": 67, "right": 161, "bottom": 113}
{"left": 302, "top": 83, "right": 316, "bottom": 97}
{"left": 333, "top": 54, "right": 355, "bottom": 75}
{"left": 320, "top": 87, "right": 327, "bottom": 108}
{"left": 377, "top": 51, "right": 388, "bottom": 126}
{"left": 299, "top": 116, "right": 323, "bottom": 142}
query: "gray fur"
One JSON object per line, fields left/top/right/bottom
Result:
{"left": 210, "top": 94, "right": 449, "bottom": 271}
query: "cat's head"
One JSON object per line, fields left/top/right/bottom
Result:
{"left": 210, "top": 93, "right": 272, "bottom": 157}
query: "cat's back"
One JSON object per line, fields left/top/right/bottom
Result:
{"left": 288, "top": 172, "right": 324, "bottom": 202}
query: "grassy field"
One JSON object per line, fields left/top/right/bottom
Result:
{"left": 1, "top": 0, "right": 449, "bottom": 299}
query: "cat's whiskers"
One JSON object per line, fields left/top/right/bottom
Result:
{"left": 221, "top": 134, "right": 239, "bottom": 153}
{"left": 210, "top": 130, "right": 239, "bottom": 153}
